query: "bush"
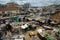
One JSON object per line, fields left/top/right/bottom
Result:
{"left": 44, "top": 33, "right": 54, "bottom": 40}
{"left": 58, "top": 29, "right": 60, "bottom": 34}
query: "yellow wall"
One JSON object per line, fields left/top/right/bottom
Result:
{"left": 0, "top": 11, "right": 2, "bottom": 14}
{"left": 0, "top": 10, "right": 20, "bottom": 14}
{"left": 5, "top": 10, "right": 19, "bottom": 14}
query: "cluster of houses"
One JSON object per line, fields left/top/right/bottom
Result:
{"left": 0, "top": 2, "right": 60, "bottom": 40}
{"left": 0, "top": 2, "right": 60, "bottom": 23}
{"left": 0, "top": 2, "right": 60, "bottom": 17}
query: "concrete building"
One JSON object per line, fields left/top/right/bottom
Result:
{"left": 0, "top": 2, "right": 22, "bottom": 17}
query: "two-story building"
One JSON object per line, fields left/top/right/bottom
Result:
{"left": 0, "top": 2, "right": 22, "bottom": 17}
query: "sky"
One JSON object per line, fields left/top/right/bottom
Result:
{"left": 0, "top": 0, "right": 60, "bottom": 6}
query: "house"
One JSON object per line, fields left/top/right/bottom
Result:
{"left": 5, "top": 2, "right": 21, "bottom": 16}
{"left": 0, "top": 6, "right": 6, "bottom": 17}
{"left": 0, "top": 2, "right": 22, "bottom": 17}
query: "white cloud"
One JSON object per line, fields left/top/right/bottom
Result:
{"left": 0, "top": 0, "right": 60, "bottom": 6}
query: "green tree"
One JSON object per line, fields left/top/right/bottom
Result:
{"left": 44, "top": 33, "right": 54, "bottom": 40}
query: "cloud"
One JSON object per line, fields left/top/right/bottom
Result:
{"left": 0, "top": 0, "right": 10, "bottom": 4}
{"left": 0, "top": 0, "right": 60, "bottom": 6}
